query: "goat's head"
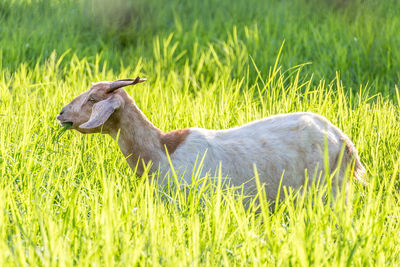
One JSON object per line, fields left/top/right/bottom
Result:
{"left": 56, "top": 77, "right": 146, "bottom": 134}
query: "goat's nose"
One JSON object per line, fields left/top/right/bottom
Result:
{"left": 57, "top": 109, "right": 65, "bottom": 121}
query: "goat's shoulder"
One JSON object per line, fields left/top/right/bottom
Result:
{"left": 160, "top": 127, "right": 218, "bottom": 153}
{"left": 160, "top": 128, "right": 191, "bottom": 155}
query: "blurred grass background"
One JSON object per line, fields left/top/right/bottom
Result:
{"left": 1, "top": 0, "right": 399, "bottom": 95}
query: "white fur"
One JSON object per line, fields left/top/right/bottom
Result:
{"left": 157, "top": 112, "right": 362, "bottom": 200}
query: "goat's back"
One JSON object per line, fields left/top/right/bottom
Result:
{"left": 165, "top": 112, "right": 364, "bottom": 200}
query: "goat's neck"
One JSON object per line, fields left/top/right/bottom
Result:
{"left": 109, "top": 100, "right": 164, "bottom": 176}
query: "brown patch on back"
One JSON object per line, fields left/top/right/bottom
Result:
{"left": 161, "top": 128, "right": 190, "bottom": 155}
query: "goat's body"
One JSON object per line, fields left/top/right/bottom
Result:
{"left": 158, "top": 112, "right": 364, "bottom": 199}
{"left": 57, "top": 80, "right": 365, "bottom": 202}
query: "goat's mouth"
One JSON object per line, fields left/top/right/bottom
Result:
{"left": 58, "top": 120, "right": 74, "bottom": 128}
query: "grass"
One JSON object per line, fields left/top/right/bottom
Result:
{"left": 0, "top": 0, "right": 400, "bottom": 265}
{"left": 1, "top": 0, "right": 400, "bottom": 94}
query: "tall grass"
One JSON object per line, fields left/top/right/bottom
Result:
{"left": 1, "top": 0, "right": 399, "bottom": 94}
{"left": 1, "top": 0, "right": 400, "bottom": 265}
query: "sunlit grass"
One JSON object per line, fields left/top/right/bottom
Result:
{"left": 1, "top": 0, "right": 400, "bottom": 265}
{"left": 0, "top": 44, "right": 399, "bottom": 265}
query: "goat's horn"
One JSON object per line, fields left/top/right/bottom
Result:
{"left": 109, "top": 77, "right": 147, "bottom": 91}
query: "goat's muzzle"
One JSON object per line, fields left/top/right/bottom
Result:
{"left": 56, "top": 112, "right": 73, "bottom": 128}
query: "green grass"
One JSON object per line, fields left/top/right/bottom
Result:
{"left": 1, "top": 0, "right": 400, "bottom": 265}
{"left": 1, "top": 0, "right": 400, "bottom": 94}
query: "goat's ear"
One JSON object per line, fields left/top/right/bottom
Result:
{"left": 80, "top": 96, "right": 122, "bottom": 129}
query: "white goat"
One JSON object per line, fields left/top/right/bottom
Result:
{"left": 57, "top": 77, "right": 366, "bottom": 200}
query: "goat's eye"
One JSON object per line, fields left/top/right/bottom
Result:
{"left": 88, "top": 97, "right": 96, "bottom": 104}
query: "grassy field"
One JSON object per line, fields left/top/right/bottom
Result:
{"left": 1, "top": 0, "right": 400, "bottom": 265}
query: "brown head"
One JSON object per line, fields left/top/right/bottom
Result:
{"left": 56, "top": 77, "right": 146, "bottom": 134}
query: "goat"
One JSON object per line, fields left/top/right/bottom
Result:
{"left": 56, "top": 77, "right": 366, "bottom": 200}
